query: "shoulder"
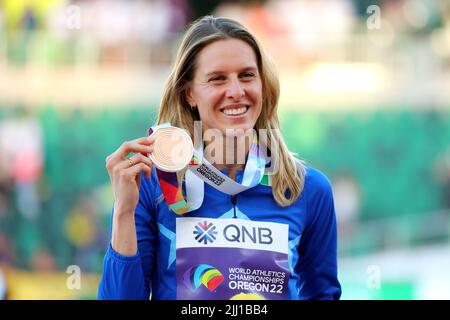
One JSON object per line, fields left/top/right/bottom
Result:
{"left": 302, "top": 164, "right": 334, "bottom": 202}
{"left": 300, "top": 165, "right": 336, "bottom": 228}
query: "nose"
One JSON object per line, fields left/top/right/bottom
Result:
{"left": 226, "top": 77, "right": 245, "bottom": 100}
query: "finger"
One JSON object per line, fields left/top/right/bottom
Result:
{"left": 106, "top": 147, "right": 153, "bottom": 176}
{"left": 135, "top": 171, "right": 141, "bottom": 190}
{"left": 128, "top": 162, "right": 152, "bottom": 182}
{"left": 107, "top": 138, "right": 154, "bottom": 166}
{"left": 117, "top": 138, "right": 154, "bottom": 159}
{"left": 117, "top": 153, "right": 153, "bottom": 174}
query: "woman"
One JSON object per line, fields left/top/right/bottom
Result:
{"left": 98, "top": 16, "right": 341, "bottom": 300}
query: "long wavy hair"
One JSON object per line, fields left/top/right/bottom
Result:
{"left": 157, "top": 16, "right": 305, "bottom": 206}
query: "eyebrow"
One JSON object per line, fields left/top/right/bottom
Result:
{"left": 204, "top": 67, "right": 258, "bottom": 78}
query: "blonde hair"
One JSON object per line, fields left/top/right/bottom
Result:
{"left": 157, "top": 16, "right": 305, "bottom": 206}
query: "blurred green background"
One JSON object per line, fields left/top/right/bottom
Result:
{"left": 0, "top": 0, "right": 450, "bottom": 299}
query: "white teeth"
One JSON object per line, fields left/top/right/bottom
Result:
{"left": 222, "top": 107, "right": 247, "bottom": 116}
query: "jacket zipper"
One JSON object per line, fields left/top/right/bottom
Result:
{"left": 231, "top": 195, "right": 237, "bottom": 218}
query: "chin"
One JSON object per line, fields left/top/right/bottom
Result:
{"left": 220, "top": 124, "right": 256, "bottom": 137}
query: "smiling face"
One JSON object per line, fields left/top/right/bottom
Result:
{"left": 185, "top": 38, "right": 263, "bottom": 135}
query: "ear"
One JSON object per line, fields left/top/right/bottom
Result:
{"left": 185, "top": 85, "right": 196, "bottom": 107}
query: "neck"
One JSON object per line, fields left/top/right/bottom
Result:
{"left": 204, "top": 131, "right": 252, "bottom": 178}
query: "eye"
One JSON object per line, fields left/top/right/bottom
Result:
{"left": 209, "top": 75, "right": 225, "bottom": 82}
{"left": 240, "top": 72, "right": 255, "bottom": 80}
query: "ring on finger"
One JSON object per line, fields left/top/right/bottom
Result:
{"left": 128, "top": 157, "right": 135, "bottom": 167}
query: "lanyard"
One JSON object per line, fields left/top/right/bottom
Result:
{"left": 148, "top": 123, "right": 268, "bottom": 215}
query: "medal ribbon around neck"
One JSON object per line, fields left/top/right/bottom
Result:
{"left": 148, "top": 123, "right": 269, "bottom": 215}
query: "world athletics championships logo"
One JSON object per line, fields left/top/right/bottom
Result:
{"left": 183, "top": 264, "right": 224, "bottom": 292}
{"left": 193, "top": 221, "right": 217, "bottom": 244}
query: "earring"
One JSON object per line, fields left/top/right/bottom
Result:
{"left": 190, "top": 105, "right": 197, "bottom": 112}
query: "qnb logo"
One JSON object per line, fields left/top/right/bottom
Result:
{"left": 193, "top": 221, "right": 218, "bottom": 244}
{"left": 224, "top": 224, "right": 273, "bottom": 244}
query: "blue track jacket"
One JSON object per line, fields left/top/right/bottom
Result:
{"left": 98, "top": 165, "right": 341, "bottom": 300}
